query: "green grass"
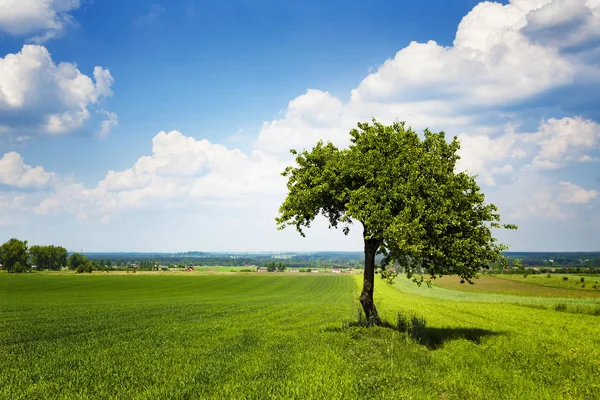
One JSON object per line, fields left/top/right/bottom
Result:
{"left": 431, "top": 274, "right": 600, "bottom": 299}
{"left": 495, "top": 274, "right": 600, "bottom": 292}
{"left": 2, "top": 274, "right": 600, "bottom": 399}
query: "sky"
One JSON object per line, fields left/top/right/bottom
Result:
{"left": 0, "top": 0, "right": 599, "bottom": 252}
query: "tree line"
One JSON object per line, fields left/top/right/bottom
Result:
{"left": 0, "top": 238, "right": 104, "bottom": 274}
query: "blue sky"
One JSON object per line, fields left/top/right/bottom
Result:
{"left": 0, "top": 0, "right": 598, "bottom": 252}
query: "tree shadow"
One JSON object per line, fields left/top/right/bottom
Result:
{"left": 418, "top": 326, "right": 502, "bottom": 350}
{"left": 326, "top": 319, "right": 502, "bottom": 350}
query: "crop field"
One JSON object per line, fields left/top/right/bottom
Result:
{"left": 430, "top": 274, "right": 600, "bottom": 298}
{"left": 2, "top": 273, "right": 600, "bottom": 399}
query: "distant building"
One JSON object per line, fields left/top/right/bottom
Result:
{"left": 289, "top": 269, "right": 299, "bottom": 273}
{"left": 331, "top": 269, "right": 341, "bottom": 274}
{"left": 257, "top": 267, "right": 267, "bottom": 273}
{"left": 311, "top": 269, "right": 319, "bottom": 273}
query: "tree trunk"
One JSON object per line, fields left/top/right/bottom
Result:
{"left": 360, "top": 236, "right": 381, "bottom": 326}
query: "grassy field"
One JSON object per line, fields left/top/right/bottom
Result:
{"left": 430, "top": 274, "right": 600, "bottom": 298}
{"left": 494, "top": 274, "right": 600, "bottom": 292}
{"left": 2, "top": 273, "right": 599, "bottom": 399}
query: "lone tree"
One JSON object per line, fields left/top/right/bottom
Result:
{"left": 276, "top": 120, "right": 515, "bottom": 324}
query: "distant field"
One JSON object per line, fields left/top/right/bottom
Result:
{"left": 431, "top": 274, "right": 600, "bottom": 298}
{"left": 2, "top": 273, "right": 599, "bottom": 399}
{"left": 495, "top": 274, "right": 600, "bottom": 292}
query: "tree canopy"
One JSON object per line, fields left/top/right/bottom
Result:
{"left": 277, "top": 120, "right": 516, "bottom": 323}
{"left": 0, "top": 238, "right": 29, "bottom": 273}
{"left": 30, "top": 245, "right": 69, "bottom": 271}
{"left": 68, "top": 253, "right": 89, "bottom": 271}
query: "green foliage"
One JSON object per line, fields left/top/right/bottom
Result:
{"left": 29, "top": 245, "right": 68, "bottom": 271}
{"left": 380, "top": 269, "right": 396, "bottom": 285}
{"left": 277, "top": 119, "right": 515, "bottom": 285}
{"left": 266, "top": 261, "right": 287, "bottom": 272}
{"left": 0, "top": 238, "right": 29, "bottom": 273}
{"left": 12, "top": 262, "right": 24, "bottom": 274}
{"left": 68, "top": 253, "right": 88, "bottom": 271}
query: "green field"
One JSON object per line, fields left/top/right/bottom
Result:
{"left": 2, "top": 274, "right": 599, "bottom": 399}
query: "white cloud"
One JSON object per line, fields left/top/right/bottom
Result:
{"left": 456, "top": 127, "right": 523, "bottom": 186}
{"left": 523, "top": 0, "right": 600, "bottom": 48}
{"left": 530, "top": 117, "right": 600, "bottom": 169}
{"left": 254, "top": 89, "right": 348, "bottom": 155}
{"left": 559, "top": 181, "right": 598, "bottom": 204}
{"left": 0, "top": 152, "right": 56, "bottom": 188}
{"left": 0, "top": 45, "right": 115, "bottom": 137}
{"left": 29, "top": 130, "right": 285, "bottom": 220}
{"left": 0, "top": 0, "right": 81, "bottom": 43}
{"left": 98, "top": 109, "right": 118, "bottom": 138}
{"left": 350, "top": 1, "right": 575, "bottom": 106}
{"left": 455, "top": 116, "right": 600, "bottom": 183}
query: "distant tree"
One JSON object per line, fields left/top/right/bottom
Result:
{"left": 277, "top": 120, "right": 516, "bottom": 324}
{"left": 276, "top": 262, "right": 287, "bottom": 272}
{"left": 0, "top": 238, "right": 29, "bottom": 273}
{"left": 30, "top": 245, "right": 68, "bottom": 271}
{"left": 68, "top": 253, "right": 88, "bottom": 271}
{"left": 266, "top": 262, "right": 277, "bottom": 272}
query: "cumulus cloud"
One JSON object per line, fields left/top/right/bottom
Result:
{"left": 492, "top": 173, "right": 597, "bottom": 222}
{"left": 28, "top": 130, "right": 285, "bottom": 220}
{"left": 0, "top": 0, "right": 81, "bottom": 43}
{"left": 350, "top": 1, "right": 577, "bottom": 106}
{"left": 254, "top": 1, "right": 600, "bottom": 164}
{"left": 522, "top": 0, "right": 600, "bottom": 49}
{"left": 254, "top": 90, "right": 348, "bottom": 155}
{"left": 455, "top": 117, "right": 600, "bottom": 184}
{"left": 0, "top": 152, "right": 56, "bottom": 188}
{"left": 559, "top": 181, "right": 598, "bottom": 204}
{"left": 529, "top": 117, "right": 600, "bottom": 168}
{"left": 0, "top": 45, "right": 115, "bottom": 137}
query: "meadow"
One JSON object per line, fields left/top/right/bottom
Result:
{"left": 1, "top": 273, "right": 599, "bottom": 399}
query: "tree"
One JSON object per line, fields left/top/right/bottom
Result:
{"left": 30, "top": 245, "right": 68, "bottom": 271}
{"left": 276, "top": 262, "right": 287, "bottom": 272}
{"left": 266, "top": 262, "right": 277, "bottom": 272}
{"left": 0, "top": 238, "right": 29, "bottom": 273}
{"left": 277, "top": 120, "right": 516, "bottom": 324}
{"left": 68, "top": 253, "right": 88, "bottom": 271}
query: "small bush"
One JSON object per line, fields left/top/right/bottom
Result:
{"left": 563, "top": 277, "right": 568, "bottom": 281}
{"left": 580, "top": 277, "right": 585, "bottom": 283}
{"left": 555, "top": 303, "right": 567, "bottom": 312}
{"left": 547, "top": 274, "right": 551, "bottom": 278}
{"left": 13, "top": 262, "right": 24, "bottom": 273}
